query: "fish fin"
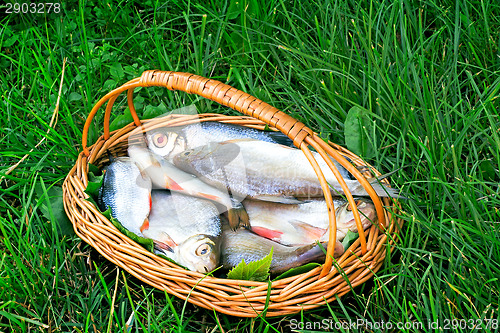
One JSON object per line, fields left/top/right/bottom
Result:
{"left": 152, "top": 233, "right": 177, "bottom": 253}
{"left": 250, "top": 226, "right": 284, "bottom": 242}
{"left": 266, "top": 131, "right": 295, "bottom": 147}
{"left": 140, "top": 218, "right": 150, "bottom": 232}
{"left": 288, "top": 220, "right": 326, "bottom": 240}
{"left": 196, "top": 192, "right": 221, "bottom": 202}
{"left": 251, "top": 195, "right": 305, "bottom": 204}
{"left": 164, "top": 175, "right": 184, "bottom": 191}
{"left": 139, "top": 169, "right": 149, "bottom": 180}
{"left": 226, "top": 201, "right": 249, "bottom": 230}
{"left": 154, "top": 241, "right": 174, "bottom": 253}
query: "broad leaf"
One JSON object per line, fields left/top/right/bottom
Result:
{"left": 227, "top": 248, "right": 273, "bottom": 281}
{"left": 342, "top": 230, "right": 359, "bottom": 250}
{"left": 35, "top": 181, "right": 75, "bottom": 236}
{"left": 273, "top": 262, "right": 321, "bottom": 281}
{"left": 110, "top": 62, "right": 124, "bottom": 80}
{"left": 109, "top": 108, "right": 134, "bottom": 132}
{"left": 344, "top": 106, "right": 376, "bottom": 159}
{"left": 227, "top": 0, "right": 242, "bottom": 20}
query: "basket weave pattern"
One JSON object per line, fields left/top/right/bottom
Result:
{"left": 62, "top": 71, "right": 402, "bottom": 317}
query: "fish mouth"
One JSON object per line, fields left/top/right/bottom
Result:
{"left": 179, "top": 234, "right": 221, "bottom": 274}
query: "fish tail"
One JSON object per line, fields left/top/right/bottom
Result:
{"left": 299, "top": 241, "right": 344, "bottom": 260}
{"left": 273, "top": 241, "right": 343, "bottom": 274}
{"left": 227, "top": 199, "right": 250, "bottom": 230}
{"left": 365, "top": 181, "right": 406, "bottom": 199}
{"left": 293, "top": 243, "right": 329, "bottom": 263}
{"left": 346, "top": 178, "right": 405, "bottom": 199}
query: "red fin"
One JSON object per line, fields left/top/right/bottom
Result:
{"left": 149, "top": 194, "right": 152, "bottom": 211}
{"left": 251, "top": 226, "right": 284, "bottom": 242}
{"left": 196, "top": 192, "right": 220, "bottom": 201}
{"left": 288, "top": 220, "right": 326, "bottom": 240}
{"left": 154, "top": 240, "right": 174, "bottom": 253}
{"left": 153, "top": 232, "right": 177, "bottom": 253}
{"left": 140, "top": 218, "right": 149, "bottom": 232}
{"left": 164, "top": 176, "right": 184, "bottom": 191}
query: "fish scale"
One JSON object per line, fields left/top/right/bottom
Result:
{"left": 98, "top": 157, "right": 152, "bottom": 236}
{"left": 143, "top": 190, "right": 222, "bottom": 273}
{"left": 173, "top": 139, "right": 399, "bottom": 201}
{"left": 145, "top": 121, "right": 296, "bottom": 162}
{"left": 242, "top": 198, "right": 376, "bottom": 246}
{"left": 221, "top": 224, "right": 345, "bottom": 275}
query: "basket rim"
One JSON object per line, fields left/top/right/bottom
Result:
{"left": 63, "top": 114, "right": 403, "bottom": 317}
{"left": 63, "top": 70, "right": 404, "bottom": 317}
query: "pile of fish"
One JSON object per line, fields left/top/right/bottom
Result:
{"left": 98, "top": 121, "right": 395, "bottom": 275}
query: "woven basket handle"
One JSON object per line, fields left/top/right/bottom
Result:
{"left": 81, "top": 70, "right": 387, "bottom": 276}
{"left": 82, "top": 71, "right": 316, "bottom": 154}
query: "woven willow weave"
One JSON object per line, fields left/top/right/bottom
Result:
{"left": 62, "top": 71, "right": 402, "bottom": 317}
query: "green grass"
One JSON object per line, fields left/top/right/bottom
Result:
{"left": 1, "top": 0, "right": 499, "bottom": 331}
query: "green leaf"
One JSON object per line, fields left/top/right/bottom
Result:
{"left": 344, "top": 106, "right": 376, "bottom": 159}
{"left": 107, "top": 211, "right": 155, "bottom": 253}
{"left": 110, "top": 63, "right": 124, "bottom": 80}
{"left": 143, "top": 102, "right": 168, "bottom": 119}
{"left": 273, "top": 262, "right": 321, "bottom": 281}
{"left": 68, "top": 92, "right": 82, "bottom": 102}
{"left": 3, "top": 35, "right": 18, "bottom": 48}
{"left": 227, "top": 248, "right": 273, "bottom": 281}
{"left": 227, "top": 0, "right": 242, "bottom": 20}
{"left": 342, "top": 230, "right": 360, "bottom": 250}
{"left": 35, "top": 182, "right": 75, "bottom": 237}
{"left": 84, "top": 170, "right": 104, "bottom": 200}
{"left": 109, "top": 108, "right": 134, "bottom": 131}
{"left": 479, "top": 160, "right": 498, "bottom": 182}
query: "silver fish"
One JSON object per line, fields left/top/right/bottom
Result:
{"left": 173, "top": 139, "right": 399, "bottom": 200}
{"left": 128, "top": 144, "right": 249, "bottom": 230}
{"left": 221, "top": 224, "right": 344, "bottom": 275}
{"left": 98, "top": 157, "right": 152, "bottom": 236}
{"left": 145, "top": 121, "right": 294, "bottom": 162}
{"left": 142, "top": 190, "right": 221, "bottom": 273}
{"left": 243, "top": 199, "right": 375, "bottom": 246}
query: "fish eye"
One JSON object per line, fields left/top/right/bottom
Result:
{"left": 152, "top": 133, "right": 168, "bottom": 148}
{"left": 195, "top": 243, "right": 211, "bottom": 256}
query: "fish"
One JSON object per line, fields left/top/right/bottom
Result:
{"left": 98, "top": 157, "right": 152, "bottom": 236}
{"left": 242, "top": 199, "right": 376, "bottom": 246}
{"left": 173, "top": 139, "right": 399, "bottom": 200}
{"left": 141, "top": 190, "right": 221, "bottom": 273}
{"left": 145, "top": 121, "right": 294, "bottom": 162}
{"left": 128, "top": 144, "right": 249, "bottom": 230}
{"left": 220, "top": 224, "right": 344, "bottom": 275}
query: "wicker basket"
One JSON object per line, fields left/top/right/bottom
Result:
{"left": 62, "top": 70, "right": 402, "bottom": 317}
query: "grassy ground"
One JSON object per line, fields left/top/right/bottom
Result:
{"left": 1, "top": 0, "right": 499, "bottom": 331}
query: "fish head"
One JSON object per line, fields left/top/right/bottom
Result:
{"left": 175, "top": 234, "right": 220, "bottom": 273}
{"left": 336, "top": 200, "right": 376, "bottom": 231}
{"left": 356, "top": 201, "right": 376, "bottom": 225}
{"left": 146, "top": 129, "right": 187, "bottom": 161}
